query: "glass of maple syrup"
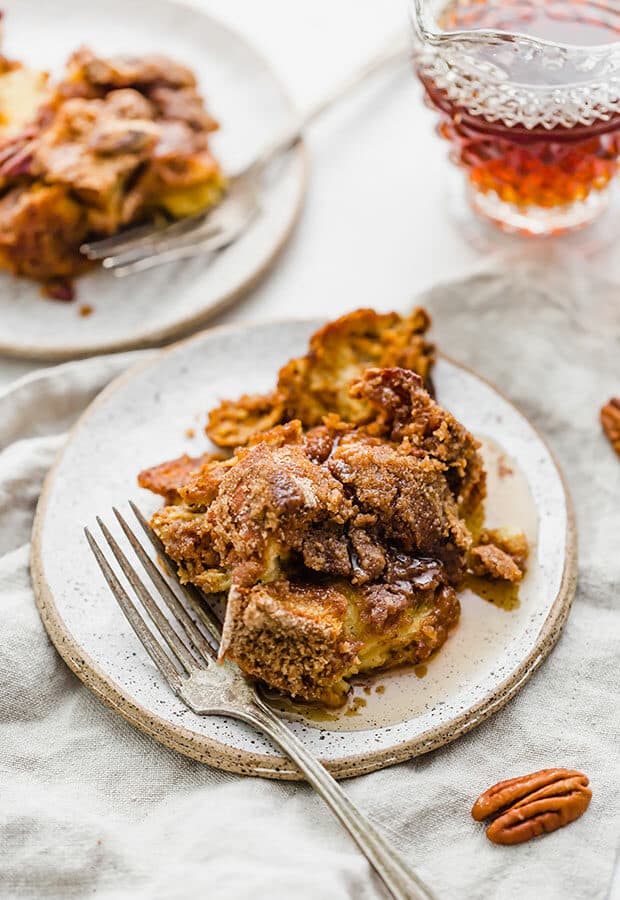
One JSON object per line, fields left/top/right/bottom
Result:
{"left": 411, "top": 0, "right": 620, "bottom": 237}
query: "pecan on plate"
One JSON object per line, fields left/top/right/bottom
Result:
{"left": 601, "top": 398, "right": 620, "bottom": 458}
{"left": 472, "top": 768, "right": 592, "bottom": 845}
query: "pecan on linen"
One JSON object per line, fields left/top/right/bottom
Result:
{"left": 472, "top": 768, "right": 592, "bottom": 845}
{"left": 601, "top": 398, "right": 620, "bottom": 457}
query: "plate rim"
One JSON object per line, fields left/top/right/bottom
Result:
{"left": 30, "top": 317, "right": 578, "bottom": 780}
{"left": 0, "top": 0, "right": 308, "bottom": 362}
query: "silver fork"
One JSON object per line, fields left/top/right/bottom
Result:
{"left": 84, "top": 502, "right": 436, "bottom": 900}
{"left": 86, "top": 170, "right": 261, "bottom": 277}
{"left": 80, "top": 33, "right": 411, "bottom": 277}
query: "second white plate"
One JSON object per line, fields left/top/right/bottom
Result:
{"left": 0, "top": 0, "right": 306, "bottom": 360}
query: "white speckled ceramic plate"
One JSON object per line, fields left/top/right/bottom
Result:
{"left": 32, "top": 319, "right": 577, "bottom": 779}
{"left": 0, "top": 0, "right": 306, "bottom": 361}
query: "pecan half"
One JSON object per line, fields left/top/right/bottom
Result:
{"left": 601, "top": 398, "right": 620, "bottom": 457}
{"left": 472, "top": 768, "right": 591, "bottom": 845}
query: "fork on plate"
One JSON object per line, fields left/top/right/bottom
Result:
{"left": 85, "top": 502, "right": 436, "bottom": 900}
{"left": 80, "top": 34, "right": 410, "bottom": 277}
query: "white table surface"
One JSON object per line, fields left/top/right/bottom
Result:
{"left": 0, "top": 0, "right": 479, "bottom": 391}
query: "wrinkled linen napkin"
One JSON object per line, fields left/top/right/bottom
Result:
{"left": 1, "top": 260, "right": 619, "bottom": 900}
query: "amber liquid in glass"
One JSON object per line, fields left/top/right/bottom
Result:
{"left": 419, "top": 0, "right": 620, "bottom": 229}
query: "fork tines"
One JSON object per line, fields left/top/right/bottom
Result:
{"left": 80, "top": 170, "right": 260, "bottom": 277}
{"left": 81, "top": 210, "right": 210, "bottom": 260}
{"left": 85, "top": 502, "right": 222, "bottom": 691}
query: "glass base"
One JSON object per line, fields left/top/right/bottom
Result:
{"left": 445, "top": 170, "right": 620, "bottom": 258}
{"left": 470, "top": 185, "right": 612, "bottom": 237}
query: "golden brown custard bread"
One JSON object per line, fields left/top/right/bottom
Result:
{"left": 140, "top": 366, "right": 485, "bottom": 705}
{"left": 0, "top": 47, "right": 224, "bottom": 296}
{"left": 205, "top": 307, "right": 436, "bottom": 448}
{"left": 138, "top": 310, "right": 527, "bottom": 705}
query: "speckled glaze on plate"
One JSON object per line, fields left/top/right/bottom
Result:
{"left": 31, "top": 319, "right": 577, "bottom": 780}
{"left": 0, "top": 0, "right": 306, "bottom": 361}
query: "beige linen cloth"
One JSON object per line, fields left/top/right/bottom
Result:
{"left": 1, "top": 262, "right": 619, "bottom": 900}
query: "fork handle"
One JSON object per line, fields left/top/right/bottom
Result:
{"left": 242, "top": 698, "right": 436, "bottom": 900}
{"left": 248, "top": 32, "right": 411, "bottom": 175}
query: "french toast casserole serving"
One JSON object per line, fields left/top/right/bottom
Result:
{"left": 0, "top": 44, "right": 224, "bottom": 298}
{"left": 139, "top": 309, "right": 528, "bottom": 707}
